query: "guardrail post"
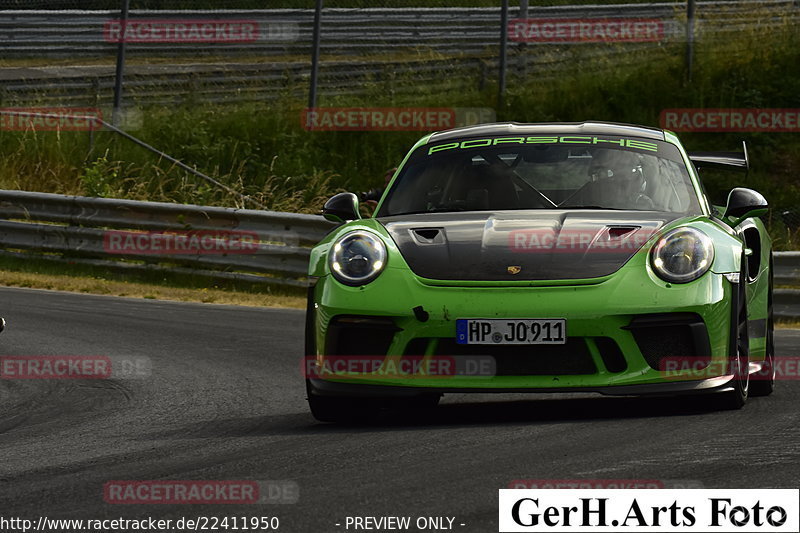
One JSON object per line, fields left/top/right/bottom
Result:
{"left": 112, "top": 0, "right": 130, "bottom": 126}
{"left": 308, "top": 0, "right": 324, "bottom": 111}
{"left": 88, "top": 128, "right": 96, "bottom": 158}
{"left": 498, "top": 0, "right": 509, "bottom": 112}
{"left": 92, "top": 78, "right": 100, "bottom": 107}
{"left": 517, "top": 0, "right": 528, "bottom": 78}
{"left": 685, "top": 0, "right": 696, "bottom": 82}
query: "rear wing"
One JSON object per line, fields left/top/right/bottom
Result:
{"left": 688, "top": 141, "right": 749, "bottom": 172}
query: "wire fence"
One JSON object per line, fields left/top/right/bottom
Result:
{"left": 0, "top": 1, "right": 797, "bottom": 115}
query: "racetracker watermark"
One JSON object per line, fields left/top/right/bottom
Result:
{"left": 303, "top": 355, "right": 496, "bottom": 379}
{"left": 103, "top": 230, "right": 260, "bottom": 255}
{"left": 104, "top": 19, "right": 260, "bottom": 43}
{"left": 0, "top": 355, "right": 150, "bottom": 379}
{"left": 660, "top": 356, "right": 800, "bottom": 381}
{"left": 301, "top": 107, "right": 495, "bottom": 131}
{"left": 660, "top": 108, "right": 800, "bottom": 132}
{"left": 0, "top": 108, "right": 102, "bottom": 131}
{"left": 508, "top": 228, "right": 656, "bottom": 253}
{"left": 508, "top": 479, "right": 705, "bottom": 489}
{"left": 509, "top": 18, "right": 665, "bottom": 43}
{"left": 103, "top": 480, "right": 298, "bottom": 504}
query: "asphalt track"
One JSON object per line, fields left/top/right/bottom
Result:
{"left": 1, "top": 286, "right": 798, "bottom": 532}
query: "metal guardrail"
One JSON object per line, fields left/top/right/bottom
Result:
{"left": 774, "top": 252, "right": 800, "bottom": 286}
{"left": 0, "top": 1, "right": 796, "bottom": 106}
{"left": 0, "top": 189, "right": 336, "bottom": 288}
{"left": 1, "top": 189, "right": 800, "bottom": 298}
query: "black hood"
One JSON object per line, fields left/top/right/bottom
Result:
{"left": 379, "top": 210, "right": 679, "bottom": 281}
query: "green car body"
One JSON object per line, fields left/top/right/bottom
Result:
{"left": 305, "top": 122, "right": 774, "bottom": 421}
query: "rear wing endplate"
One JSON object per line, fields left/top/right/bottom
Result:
{"left": 688, "top": 141, "right": 749, "bottom": 172}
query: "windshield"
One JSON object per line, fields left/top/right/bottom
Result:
{"left": 377, "top": 135, "right": 702, "bottom": 217}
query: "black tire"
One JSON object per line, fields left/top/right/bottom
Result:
{"left": 750, "top": 254, "right": 775, "bottom": 396}
{"left": 716, "top": 262, "right": 750, "bottom": 409}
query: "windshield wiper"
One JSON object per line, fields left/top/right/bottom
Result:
{"left": 483, "top": 153, "right": 557, "bottom": 208}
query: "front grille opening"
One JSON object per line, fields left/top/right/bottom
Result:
{"left": 435, "top": 338, "right": 596, "bottom": 376}
{"left": 595, "top": 337, "right": 627, "bottom": 373}
{"left": 632, "top": 326, "right": 694, "bottom": 370}
{"left": 326, "top": 316, "right": 400, "bottom": 356}
{"left": 403, "top": 338, "right": 431, "bottom": 356}
{"left": 626, "top": 314, "right": 711, "bottom": 371}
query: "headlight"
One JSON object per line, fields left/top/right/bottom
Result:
{"left": 329, "top": 231, "right": 387, "bottom": 286}
{"left": 650, "top": 227, "right": 714, "bottom": 283}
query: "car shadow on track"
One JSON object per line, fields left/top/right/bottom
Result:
{"left": 314, "top": 393, "right": 745, "bottom": 429}
{"left": 145, "top": 392, "right": 750, "bottom": 440}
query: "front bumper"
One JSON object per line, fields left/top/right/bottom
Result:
{"left": 307, "top": 261, "right": 736, "bottom": 395}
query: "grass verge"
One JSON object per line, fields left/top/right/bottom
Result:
{"left": 0, "top": 255, "right": 305, "bottom": 308}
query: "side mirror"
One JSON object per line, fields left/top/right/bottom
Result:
{"left": 322, "top": 192, "right": 360, "bottom": 223}
{"left": 723, "top": 187, "right": 768, "bottom": 227}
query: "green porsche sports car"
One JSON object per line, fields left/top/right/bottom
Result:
{"left": 305, "top": 122, "right": 774, "bottom": 422}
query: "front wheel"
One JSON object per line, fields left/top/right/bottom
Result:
{"left": 716, "top": 265, "right": 749, "bottom": 410}
{"left": 751, "top": 254, "right": 775, "bottom": 396}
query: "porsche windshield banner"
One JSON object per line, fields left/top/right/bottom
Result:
{"left": 426, "top": 136, "right": 660, "bottom": 156}
{"left": 498, "top": 489, "right": 799, "bottom": 532}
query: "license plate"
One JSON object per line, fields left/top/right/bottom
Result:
{"left": 456, "top": 319, "right": 566, "bottom": 345}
